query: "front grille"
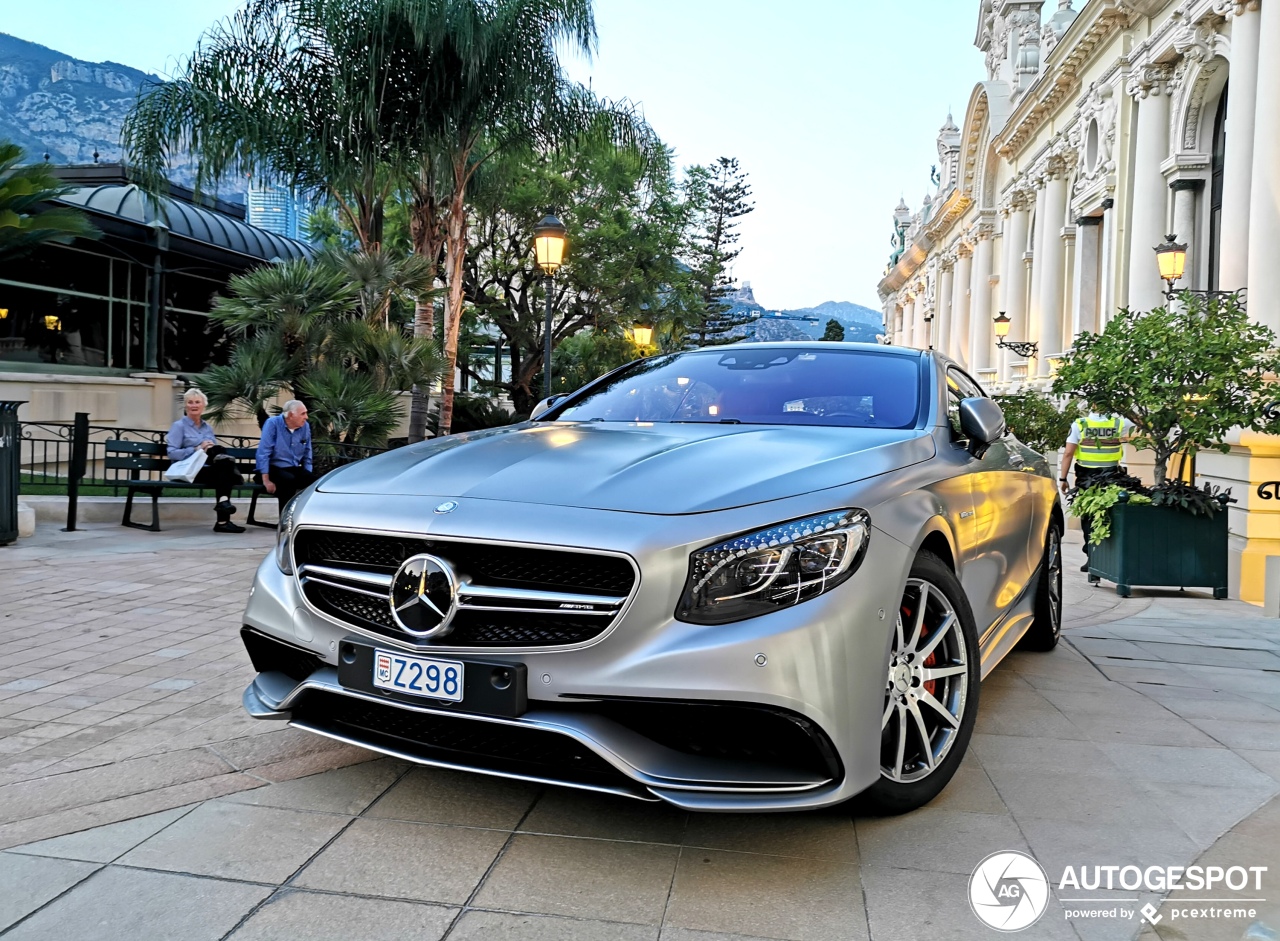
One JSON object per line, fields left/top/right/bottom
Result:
{"left": 295, "top": 529, "right": 636, "bottom": 649}
{"left": 296, "top": 531, "right": 635, "bottom": 595}
{"left": 314, "top": 584, "right": 396, "bottom": 630}
{"left": 292, "top": 690, "right": 631, "bottom": 790}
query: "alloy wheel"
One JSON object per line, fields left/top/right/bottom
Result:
{"left": 1047, "top": 528, "right": 1062, "bottom": 640}
{"left": 880, "top": 578, "right": 970, "bottom": 783}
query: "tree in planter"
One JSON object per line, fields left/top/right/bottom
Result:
{"left": 1051, "top": 292, "right": 1280, "bottom": 485}
{"left": 992, "top": 389, "right": 1082, "bottom": 454}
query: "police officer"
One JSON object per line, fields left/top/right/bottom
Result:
{"left": 1061, "top": 407, "right": 1134, "bottom": 570}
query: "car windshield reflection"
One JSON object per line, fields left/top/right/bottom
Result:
{"left": 553, "top": 348, "right": 921, "bottom": 428}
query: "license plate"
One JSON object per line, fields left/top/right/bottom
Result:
{"left": 373, "top": 649, "right": 464, "bottom": 702}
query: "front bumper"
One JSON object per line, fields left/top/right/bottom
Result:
{"left": 239, "top": 493, "right": 911, "bottom": 810}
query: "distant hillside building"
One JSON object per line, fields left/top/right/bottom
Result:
{"left": 878, "top": 0, "right": 1278, "bottom": 602}
{"left": 247, "top": 182, "right": 306, "bottom": 241}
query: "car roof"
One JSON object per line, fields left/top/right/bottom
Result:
{"left": 690, "top": 341, "right": 924, "bottom": 356}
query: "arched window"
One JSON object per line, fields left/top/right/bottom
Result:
{"left": 1208, "top": 85, "right": 1228, "bottom": 291}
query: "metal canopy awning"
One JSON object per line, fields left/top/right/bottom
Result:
{"left": 57, "top": 183, "right": 312, "bottom": 265}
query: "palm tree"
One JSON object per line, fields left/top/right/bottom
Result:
{"left": 121, "top": 0, "right": 410, "bottom": 249}
{"left": 204, "top": 251, "right": 444, "bottom": 444}
{"left": 0, "top": 142, "right": 100, "bottom": 261}
{"left": 392, "top": 0, "right": 654, "bottom": 433}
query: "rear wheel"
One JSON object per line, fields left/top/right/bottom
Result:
{"left": 1018, "top": 520, "right": 1063, "bottom": 651}
{"left": 859, "top": 551, "right": 980, "bottom": 815}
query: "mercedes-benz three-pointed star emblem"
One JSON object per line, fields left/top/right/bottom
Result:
{"left": 389, "top": 554, "right": 458, "bottom": 637}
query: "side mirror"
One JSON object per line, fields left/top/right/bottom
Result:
{"left": 530, "top": 394, "right": 566, "bottom": 420}
{"left": 958, "top": 397, "right": 1006, "bottom": 458}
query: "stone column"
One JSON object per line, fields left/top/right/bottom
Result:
{"left": 970, "top": 235, "right": 994, "bottom": 372}
{"left": 1099, "top": 197, "right": 1117, "bottom": 325}
{"left": 1000, "top": 202, "right": 1031, "bottom": 381}
{"left": 937, "top": 260, "right": 955, "bottom": 357}
{"left": 1037, "top": 170, "right": 1069, "bottom": 375}
{"left": 953, "top": 245, "right": 974, "bottom": 367}
{"left": 902, "top": 297, "right": 916, "bottom": 348}
{"left": 1220, "top": 2, "right": 1261, "bottom": 292}
{"left": 913, "top": 287, "right": 929, "bottom": 348}
{"left": 1126, "top": 66, "right": 1173, "bottom": 313}
{"left": 1026, "top": 183, "right": 1047, "bottom": 353}
{"left": 1170, "top": 180, "right": 1202, "bottom": 286}
{"left": 1071, "top": 215, "right": 1103, "bottom": 336}
{"left": 1248, "top": 0, "right": 1280, "bottom": 333}
{"left": 1060, "top": 223, "right": 1076, "bottom": 356}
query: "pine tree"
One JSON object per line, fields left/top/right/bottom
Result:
{"left": 686, "top": 157, "right": 755, "bottom": 346}
{"left": 821, "top": 318, "right": 846, "bottom": 341}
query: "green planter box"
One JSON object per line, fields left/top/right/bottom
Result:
{"left": 1087, "top": 502, "right": 1228, "bottom": 598}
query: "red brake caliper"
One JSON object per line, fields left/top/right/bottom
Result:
{"left": 903, "top": 602, "right": 938, "bottom": 697}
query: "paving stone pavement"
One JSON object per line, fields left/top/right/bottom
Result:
{"left": 1, "top": 521, "right": 1278, "bottom": 940}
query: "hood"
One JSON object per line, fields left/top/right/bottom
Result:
{"left": 319, "top": 422, "right": 935, "bottom": 515}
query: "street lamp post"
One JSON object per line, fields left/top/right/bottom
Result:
{"left": 1152, "top": 233, "right": 1245, "bottom": 308}
{"left": 533, "top": 213, "right": 567, "bottom": 398}
{"left": 1154, "top": 234, "right": 1188, "bottom": 300}
{"left": 992, "top": 311, "right": 1038, "bottom": 359}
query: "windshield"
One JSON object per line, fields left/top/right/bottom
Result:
{"left": 553, "top": 347, "right": 922, "bottom": 428}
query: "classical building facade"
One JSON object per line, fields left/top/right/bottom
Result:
{"left": 879, "top": 0, "right": 1279, "bottom": 602}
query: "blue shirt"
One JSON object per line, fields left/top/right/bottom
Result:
{"left": 166, "top": 415, "right": 218, "bottom": 461}
{"left": 256, "top": 414, "right": 313, "bottom": 473}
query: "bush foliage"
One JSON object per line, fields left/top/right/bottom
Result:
{"left": 1052, "top": 292, "right": 1280, "bottom": 484}
{"left": 993, "top": 390, "right": 1082, "bottom": 453}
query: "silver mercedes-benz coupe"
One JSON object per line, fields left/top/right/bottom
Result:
{"left": 240, "top": 342, "right": 1062, "bottom": 813}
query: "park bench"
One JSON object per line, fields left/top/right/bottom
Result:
{"left": 104, "top": 440, "right": 274, "bottom": 532}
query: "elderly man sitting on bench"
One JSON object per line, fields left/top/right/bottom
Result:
{"left": 256, "top": 400, "right": 317, "bottom": 509}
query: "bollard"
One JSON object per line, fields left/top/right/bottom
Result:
{"left": 0, "top": 401, "right": 25, "bottom": 546}
{"left": 63, "top": 412, "right": 89, "bottom": 532}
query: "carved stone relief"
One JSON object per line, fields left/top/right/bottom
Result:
{"left": 1072, "top": 81, "right": 1119, "bottom": 193}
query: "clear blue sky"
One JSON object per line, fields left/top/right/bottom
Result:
{"left": 5, "top": 0, "right": 985, "bottom": 311}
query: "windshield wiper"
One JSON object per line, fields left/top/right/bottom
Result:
{"left": 670, "top": 418, "right": 742, "bottom": 424}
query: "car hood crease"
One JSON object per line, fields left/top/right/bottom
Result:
{"left": 320, "top": 423, "right": 936, "bottom": 515}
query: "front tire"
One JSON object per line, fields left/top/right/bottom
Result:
{"left": 858, "top": 551, "right": 980, "bottom": 815}
{"left": 1018, "top": 519, "right": 1063, "bottom": 652}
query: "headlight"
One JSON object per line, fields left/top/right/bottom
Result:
{"left": 677, "top": 509, "right": 870, "bottom": 625}
{"left": 276, "top": 497, "right": 298, "bottom": 575}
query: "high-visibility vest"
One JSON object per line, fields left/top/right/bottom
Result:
{"left": 1075, "top": 416, "right": 1124, "bottom": 468}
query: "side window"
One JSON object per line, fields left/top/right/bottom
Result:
{"left": 945, "top": 368, "right": 985, "bottom": 443}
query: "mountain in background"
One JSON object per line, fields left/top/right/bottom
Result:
{"left": 719, "top": 284, "right": 884, "bottom": 343}
{"left": 0, "top": 32, "right": 245, "bottom": 201}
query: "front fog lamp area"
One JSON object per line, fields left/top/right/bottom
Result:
{"left": 678, "top": 510, "right": 870, "bottom": 625}
{"left": 276, "top": 498, "right": 298, "bottom": 575}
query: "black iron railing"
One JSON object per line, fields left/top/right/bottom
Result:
{"left": 19, "top": 421, "right": 390, "bottom": 496}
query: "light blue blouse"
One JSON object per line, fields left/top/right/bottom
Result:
{"left": 166, "top": 415, "right": 218, "bottom": 461}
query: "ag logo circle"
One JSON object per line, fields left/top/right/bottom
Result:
{"left": 968, "top": 850, "right": 1050, "bottom": 932}
{"left": 389, "top": 554, "right": 458, "bottom": 637}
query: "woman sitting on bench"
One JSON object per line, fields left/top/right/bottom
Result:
{"left": 166, "top": 388, "right": 245, "bottom": 534}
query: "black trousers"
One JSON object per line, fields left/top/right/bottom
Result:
{"left": 192, "top": 457, "right": 242, "bottom": 502}
{"left": 267, "top": 465, "right": 318, "bottom": 508}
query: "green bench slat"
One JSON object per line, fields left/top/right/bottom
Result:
{"left": 103, "top": 438, "right": 273, "bottom": 531}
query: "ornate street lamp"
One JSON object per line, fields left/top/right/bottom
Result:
{"left": 631, "top": 324, "right": 653, "bottom": 349}
{"left": 533, "top": 213, "right": 567, "bottom": 397}
{"left": 1154, "top": 233, "right": 1188, "bottom": 299}
{"left": 993, "top": 311, "right": 1038, "bottom": 359}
